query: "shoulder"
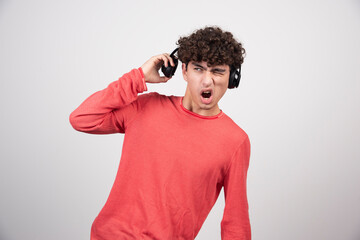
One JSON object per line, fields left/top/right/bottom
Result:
{"left": 219, "top": 114, "right": 251, "bottom": 167}
{"left": 135, "top": 91, "right": 161, "bottom": 105}
{"left": 136, "top": 91, "right": 174, "bottom": 101}
{"left": 135, "top": 92, "right": 180, "bottom": 110}
{"left": 138, "top": 91, "right": 180, "bottom": 104}
{"left": 220, "top": 112, "right": 250, "bottom": 145}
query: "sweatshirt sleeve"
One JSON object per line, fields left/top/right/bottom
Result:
{"left": 221, "top": 136, "right": 251, "bottom": 240}
{"left": 69, "top": 67, "right": 148, "bottom": 134}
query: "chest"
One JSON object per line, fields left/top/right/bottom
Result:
{"left": 125, "top": 107, "right": 233, "bottom": 180}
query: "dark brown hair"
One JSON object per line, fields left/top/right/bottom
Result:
{"left": 176, "top": 26, "right": 245, "bottom": 68}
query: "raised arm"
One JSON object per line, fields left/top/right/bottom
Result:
{"left": 69, "top": 53, "right": 176, "bottom": 134}
{"left": 221, "top": 136, "right": 251, "bottom": 240}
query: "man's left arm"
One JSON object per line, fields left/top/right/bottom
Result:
{"left": 221, "top": 136, "right": 251, "bottom": 240}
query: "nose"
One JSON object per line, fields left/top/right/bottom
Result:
{"left": 202, "top": 70, "right": 213, "bottom": 87}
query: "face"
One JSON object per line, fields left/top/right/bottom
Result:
{"left": 182, "top": 61, "right": 230, "bottom": 116}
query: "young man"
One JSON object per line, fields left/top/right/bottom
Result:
{"left": 69, "top": 26, "right": 251, "bottom": 240}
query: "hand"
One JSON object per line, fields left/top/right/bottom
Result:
{"left": 140, "top": 53, "right": 175, "bottom": 83}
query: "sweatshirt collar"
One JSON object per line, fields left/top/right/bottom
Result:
{"left": 179, "top": 97, "right": 224, "bottom": 119}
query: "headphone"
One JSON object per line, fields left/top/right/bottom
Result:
{"left": 161, "top": 48, "right": 241, "bottom": 89}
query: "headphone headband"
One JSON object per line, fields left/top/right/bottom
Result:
{"left": 170, "top": 48, "right": 179, "bottom": 56}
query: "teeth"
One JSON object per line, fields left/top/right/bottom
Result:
{"left": 202, "top": 91, "right": 211, "bottom": 99}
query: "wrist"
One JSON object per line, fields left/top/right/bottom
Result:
{"left": 138, "top": 67, "right": 148, "bottom": 91}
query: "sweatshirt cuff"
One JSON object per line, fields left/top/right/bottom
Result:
{"left": 138, "top": 67, "right": 148, "bottom": 92}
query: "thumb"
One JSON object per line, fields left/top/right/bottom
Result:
{"left": 159, "top": 76, "right": 171, "bottom": 82}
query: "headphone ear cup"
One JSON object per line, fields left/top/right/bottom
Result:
{"left": 228, "top": 67, "right": 241, "bottom": 89}
{"left": 161, "top": 57, "right": 178, "bottom": 78}
{"left": 161, "top": 48, "right": 179, "bottom": 78}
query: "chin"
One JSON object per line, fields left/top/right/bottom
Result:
{"left": 200, "top": 102, "right": 214, "bottom": 109}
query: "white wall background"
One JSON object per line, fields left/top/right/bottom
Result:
{"left": 1, "top": 0, "right": 359, "bottom": 239}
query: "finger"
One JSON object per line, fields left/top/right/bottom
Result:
{"left": 151, "top": 54, "right": 165, "bottom": 67}
{"left": 159, "top": 54, "right": 169, "bottom": 67}
{"left": 159, "top": 76, "right": 171, "bottom": 82}
{"left": 163, "top": 53, "right": 175, "bottom": 67}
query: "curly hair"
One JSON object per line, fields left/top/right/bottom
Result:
{"left": 176, "top": 26, "right": 245, "bottom": 68}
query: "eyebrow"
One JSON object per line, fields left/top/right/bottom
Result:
{"left": 191, "top": 62, "right": 206, "bottom": 69}
{"left": 212, "top": 68, "right": 226, "bottom": 72}
{"left": 191, "top": 62, "right": 226, "bottom": 72}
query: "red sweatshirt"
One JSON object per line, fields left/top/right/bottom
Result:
{"left": 69, "top": 68, "right": 251, "bottom": 240}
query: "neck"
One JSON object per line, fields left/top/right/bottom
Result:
{"left": 182, "top": 88, "right": 221, "bottom": 117}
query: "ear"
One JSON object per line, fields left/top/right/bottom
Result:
{"left": 182, "top": 63, "right": 188, "bottom": 82}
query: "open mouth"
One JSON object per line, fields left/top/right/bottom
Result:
{"left": 200, "top": 89, "right": 213, "bottom": 104}
{"left": 201, "top": 91, "right": 211, "bottom": 98}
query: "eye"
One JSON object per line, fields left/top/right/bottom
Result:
{"left": 213, "top": 70, "right": 224, "bottom": 76}
{"left": 194, "top": 67, "right": 202, "bottom": 72}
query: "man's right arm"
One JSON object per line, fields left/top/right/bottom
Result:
{"left": 69, "top": 53, "right": 175, "bottom": 134}
{"left": 69, "top": 67, "right": 147, "bottom": 134}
